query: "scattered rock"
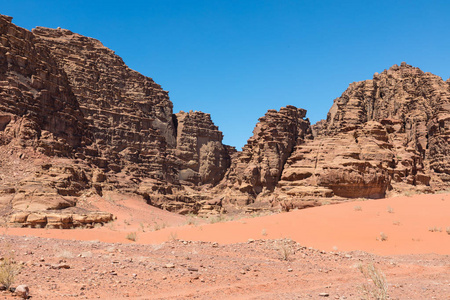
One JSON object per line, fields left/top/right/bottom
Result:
{"left": 15, "top": 285, "right": 29, "bottom": 299}
{"left": 51, "top": 263, "right": 70, "bottom": 269}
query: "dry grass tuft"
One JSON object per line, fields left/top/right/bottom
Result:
{"left": 276, "top": 239, "right": 294, "bottom": 261}
{"left": 428, "top": 226, "right": 442, "bottom": 233}
{"left": 377, "top": 232, "right": 388, "bottom": 241}
{"left": 126, "top": 232, "right": 137, "bottom": 242}
{"left": 0, "top": 250, "right": 21, "bottom": 289}
{"left": 354, "top": 205, "right": 362, "bottom": 211}
{"left": 358, "top": 263, "right": 388, "bottom": 300}
{"left": 168, "top": 231, "right": 178, "bottom": 241}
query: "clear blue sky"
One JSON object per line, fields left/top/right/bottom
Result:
{"left": 2, "top": 1, "right": 450, "bottom": 149}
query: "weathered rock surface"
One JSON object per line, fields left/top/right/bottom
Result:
{"left": 174, "top": 110, "right": 230, "bottom": 185}
{"left": 1, "top": 14, "right": 450, "bottom": 220}
{"left": 0, "top": 15, "right": 232, "bottom": 219}
{"left": 32, "top": 26, "right": 176, "bottom": 182}
{"left": 0, "top": 15, "right": 87, "bottom": 154}
{"left": 9, "top": 210, "right": 113, "bottom": 228}
{"left": 218, "top": 106, "right": 313, "bottom": 207}
{"left": 218, "top": 63, "right": 449, "bottom": 210}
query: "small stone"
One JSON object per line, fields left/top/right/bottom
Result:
{"left": 319, "top": 292, "right": 329, "bottom": 297}
{"left": 165, "top": 263, "right": 175, "bottom": 269}
{"left": 287, "top": 268, "right": 293, "bottom": 272}
{"left": 187, "top": 267, "right": 198, "bottom": 272}
{"left": 51, "top": 263, "right": 70, "bottom": 269}
{"left": 212, "top": 242, "right": 218, "bottom": 248}
{"left": 240, "top": 270, "right": 246, "bottom": 275}
{"left": 247, "top": 239, "right": 254, "bottom": 243}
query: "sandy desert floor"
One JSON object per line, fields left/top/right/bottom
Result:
{"left": 1, "top": 192, "right": 449, "bottom": 299}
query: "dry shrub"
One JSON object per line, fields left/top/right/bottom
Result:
{"left": 126, "top": 232, "right": 137, "bottom": 242}
{"left": 358, "top": 263, "right": 388, "bottom": 300}
{"left": 276, "top": 239, "right": 294, "bottom": 261}
{"left": 0, "top": 252, "right": 21, "bottom": 289}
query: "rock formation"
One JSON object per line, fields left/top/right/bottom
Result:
{"left": 174, "top": 110, "right": 230, "bottom": 185}
{"left": 0, "top": 15, "right": 232, "bottom": 223}
{"left": 32, "top": 26, "right": 177, "bottom": 182}
{"left": 0, "top": 15, "right": 87, "bottom": 154}
{"left": 1, "top": 14, "right": 450, "bottom": 223}
{"left": 218, "top": 106, "right": 313, "bottom": 207}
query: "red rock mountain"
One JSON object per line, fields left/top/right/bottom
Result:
{"left": 1, "top": 15, "right": 449, "bottom": 226}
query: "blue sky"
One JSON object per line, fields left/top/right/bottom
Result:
{"left": 2, "top": 1, "right": 450, "bottom": 149}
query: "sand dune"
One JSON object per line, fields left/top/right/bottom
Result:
{"left": 5, "top": 192, "right": 450, "bottom": 256}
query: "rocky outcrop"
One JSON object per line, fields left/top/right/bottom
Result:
{"left": 174, "top": 110, "right": 230, "bottom": 185}
{"left": 219, "top": 63, "right": 449, "bottom": 210}
{"left": 0, "top": 15, "right": 88, "bottom": 155}
{"left": 275, "top": 63, "right": 447, "bottom": 204}
{"left": 32, "top": 26, "right": 177, "bottom": 182}
{"left": 218, "top": 106, "right": 313, "bottom": 206}
{"left": 1, "top": 13, "right": 450, "bottom": 220}
{"left": 9, "top": 210, "right": 113, "bottom": 228}
{"left": 0, "top": 16, "right": 233, "bottom": 218}
{"left": 276, "top": 121, "right": 394, "bottom": 201}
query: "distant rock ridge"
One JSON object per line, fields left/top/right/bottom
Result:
{"left": 1, "top": 14, "right": 449, "bottom": 224}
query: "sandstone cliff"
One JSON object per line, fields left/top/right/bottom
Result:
{"left": 1, "top": 14, "right": 450, "bottom": 223}
{"left": 0, "top": 15, "right": 231, "bottom": 223}
{"left": 216, "top": 63, "right": 450, "bottom": 211}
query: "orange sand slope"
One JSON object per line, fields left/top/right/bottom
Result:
{"left": 5, "top": 193, "right": 450, "bottom": 255}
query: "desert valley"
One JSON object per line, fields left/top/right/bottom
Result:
{"left": 0, "top": 13, "right": 449, "bottom": 299}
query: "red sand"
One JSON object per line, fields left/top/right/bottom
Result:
{"left": 4, "top": 192, "right": 450, "bottom": 255}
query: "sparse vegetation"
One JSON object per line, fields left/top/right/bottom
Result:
{"left": 126, "top": 232, "right": 137, "bottom": 241}
{"left": 446, "top": 227, "right": 450, "bottom": 235}
{"left": 358, "top": 263, "right": 388, "bottom": 300}
{"left": 261, "top": 228, "right": 267, "bottom": 236}
{"left": 168, "top": 231, "right": 178, "bottom": 241}
{"left": 185, "top": 216, "right": 197, "bottom": 226}
{"left": 392, "top": 221, "right": 400, "bottom": 226}
{"left": 354, "top": 205, "right": 362, "bottom": 211}
{"left": 154, "top": 222, "right": 167, "bottom": 231}
{"left": 0, "top": 250, "right": 21, "bottom": 289}
{"left": 404, "top": 191, "right": 415, "bottom": 197}
{"left": 276, "top": 239, "right": 294, "bottom": 261}
{"left": 387, "top": 206, "right": 394, "bottom": 213}
{"left": 208, "top": 214, "right": 227, "bottom": 224}
{"left": 429, "top": 226, "right": 442, "bottom": 232}
{"left": 378, "top": 232, "right": 388, "bottom": 241}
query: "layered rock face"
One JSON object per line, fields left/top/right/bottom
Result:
{"left": 0, "top": 16, "right": 114, "bottom": 225}
{"left": 0, "top": 16, "right": 232, "bottom": 219}
{"left": 220, "top": 63, "right": 450, "bottom": 210}
{"left": 0, "top": 15, "right": 87, "bottom": 154}
{"left": 219, "top": 106, "right": 313, "bottom": 206}
{"left": 174, "top": 111, "right": 230, "bottom": 185}
{"left": 275, "top": 63, "right": 449, "bottom": 204}
{"left": 32, "top": 27, "right": 177, "bottom": 181}
{"left": 1, "top": 13, "right": 450, "bottom": 220}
